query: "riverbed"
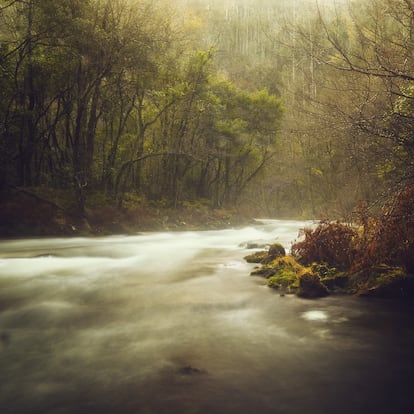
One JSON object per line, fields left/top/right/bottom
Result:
{"left": 0, "top": 219, "right": 413, "bottom": 413}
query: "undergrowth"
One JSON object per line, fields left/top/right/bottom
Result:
{"left": 290, "top": 183, "right": 414, "bottom": 297}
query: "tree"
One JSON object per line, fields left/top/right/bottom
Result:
{"left": 312, "top": 0, "right": 414, "bottom": 187}
{"left": 0, "top": 0, "right": 292, "bottom": 222}
{"left": 250, "top": 0, "right": 414, "bottom": 218}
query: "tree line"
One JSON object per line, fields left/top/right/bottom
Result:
{"left": 283, "top": 0, "right": 414, "bottom": 218}
{"left": 0, "top": 0, "right": 283, "bottom": 216}
{"left": 1, "top": 0, "right": 413, "bottom": 222}
{"left": 187, "top": 0, "right": 414, "bottom": 219}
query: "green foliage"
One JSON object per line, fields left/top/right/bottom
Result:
{"left": 2, "top": 0, "right": 413, "bottom": 225}
{"left": 215, "top": 118, "right": 248, "bottom": 139}
{"left": 0, "top": 0, "right": 285, "bottom": 215}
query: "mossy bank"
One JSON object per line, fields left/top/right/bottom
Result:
{"left": 246, "top": 247, "right": 414, "bottom": 300}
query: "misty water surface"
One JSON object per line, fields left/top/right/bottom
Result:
{"left": 0, "top": 220, "right": 413, "bottom": 414}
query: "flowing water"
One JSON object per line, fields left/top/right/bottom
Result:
{"left": 0, "top": 219, "right": 413, "bottom": 414}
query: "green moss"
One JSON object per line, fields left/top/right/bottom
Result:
{"left": 245, "top": 242, "right": 286, "bottom": 265}
{"left": 372, "top": 264, "right": 407, "bottom": 285}
{"left": 270, "top": 256, "right": 305, "bottom": 273}
{"left": 354, "top": 264, "right": 414, "bottom": 298}
{"left": 247, "top": 252, "right": 355, "bottom": 298}
{"left": 244, "top": 251, "right": 268, "bottom": 263}
{"left": 310, "top": 262, "right": 350, "bottom": 292}
{"left": 311, "top": 262, "right": 338, "bottom": 278}
{"left": 266, "top": 269, "right": 299, "bottom": 290}
{"left": 263, "top": 256, "right": 305, "bottom": 292}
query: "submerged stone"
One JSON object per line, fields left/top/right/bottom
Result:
{"left": 177, "top": 365, "right": 206, "bottom": 376}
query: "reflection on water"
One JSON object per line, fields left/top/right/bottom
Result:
{"left": 0, "top": 219, "right": 413, "bottom": 414}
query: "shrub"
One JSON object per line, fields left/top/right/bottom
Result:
{"left": 291, "top": 221, "right": 358, "bottom": 271}
{"left": 356, "top": 184, "right": 414, "bottom": 273}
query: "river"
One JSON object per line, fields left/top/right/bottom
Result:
{"left": 0, "top": 219, "right": 413, "bottom": 414}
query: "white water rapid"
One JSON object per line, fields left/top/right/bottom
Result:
{"left": 0, "top": 219, "right": 413, "bottom": 414}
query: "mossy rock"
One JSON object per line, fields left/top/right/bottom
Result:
{"left": 251, "top": 256, "right": 304, "bottom": 279}
{"left": 311, "top": 262, "right": 337, "bottom": 278}
{"left": 310, "top": 263, "right": 350, "bottom": 292}
{"left": 268, "top": 256, "right": 304, "bottom": 272}
{"left": 297, "top": 271, "right": 329, "bottom": 299}
{"left": 248, "top": 254, "right": 327, "bottom": 296}
{"left": 251, "top": 267, "right": 276, "bottom": 278}
{"left": 261, "top": 243, "right": 286, "bottom": 264}
{"left": 244, "top": 251, "right": 268, "bottom": 263}
{"left": 264, "top": 256, "right": 303, "bottom": 292}
{"left": 356, "top": 265, "right": 414, "bottom": 299}
{"left": 268, "top": 243, "right": 286, "bottom": 256}
{"left": 267, "top": 269, "right": 299, "bottom": 293}
{"left": 321, "top": 274, "right": 350, "bottom": 291}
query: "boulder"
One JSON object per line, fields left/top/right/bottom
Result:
{"left": 321, "top": 274, "right": 350, "bottom": 291}
{"left": 357, "top": 271, "right": 414, "bottom": 299}
{"left": 297, "top": 271, "right": 329, "bottom": 298}
{"left": 268, "top": 243, "right": 286, "bottom": 257}
{"left": 251, "top": 267, "right": 276, "bottom": 278}
{"left": 261, "top": 243, "right": 286, "bottom": 264}
{"left": 244, "top": 251, "right": 268, "bottom": 263}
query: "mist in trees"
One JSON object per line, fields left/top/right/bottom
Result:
{"left": 195, "top": 0, "right": 414, "bottom": 219}
{"left": 282, "top": 0, "right": 414, "bottom": 218}
{"left": 0, "top": 0, "right": 412, "bottom": 224}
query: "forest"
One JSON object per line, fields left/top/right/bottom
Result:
{"left": 0, "top": 0, "right": 413, "bottom": 234}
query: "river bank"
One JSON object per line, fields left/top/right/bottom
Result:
{"left": 0, "top": 188, "right": 255, "bottom": 237}
{"left": 245, "top": 224, "right": 414, "bottom": 301}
